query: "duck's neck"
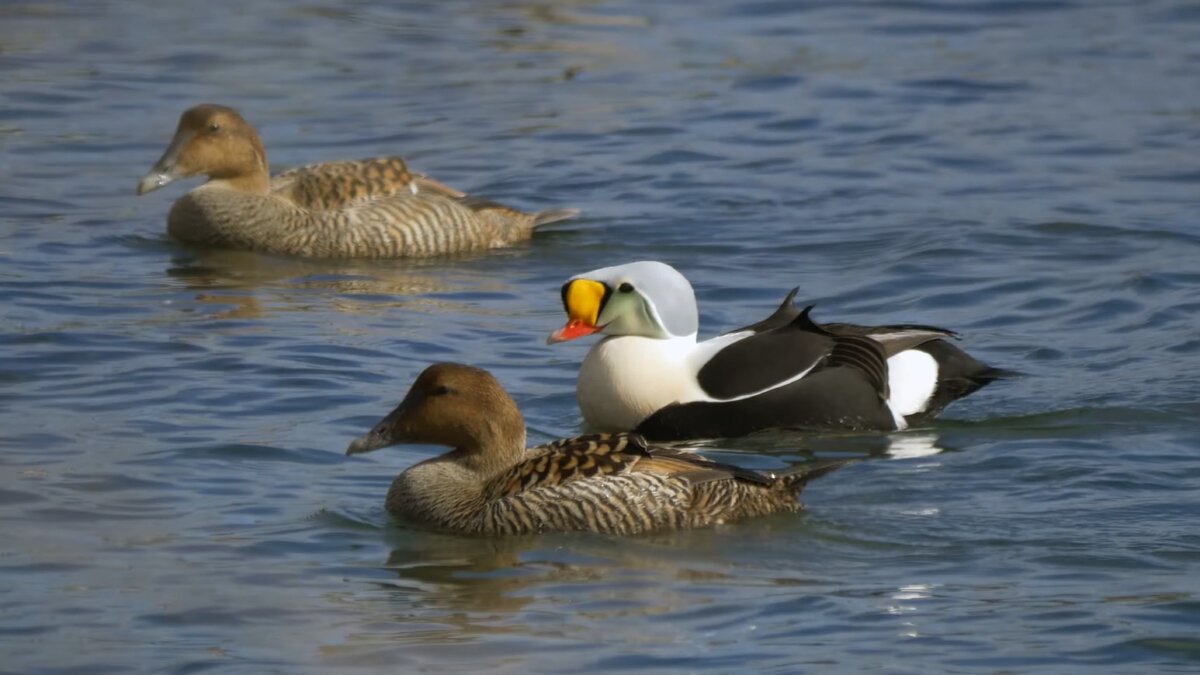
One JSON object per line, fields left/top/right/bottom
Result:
{"left": 205, "top": 170, "right": 270, "bottom": 195}
{"left": 460, "top": 410, "right": 529, "bottom": 476}
{"left": 389, "top": 454, "right": 489, "bottom": 524}
{"left": 206, "top": 144, "right": 271, "bottom": 194}
{"left": 387, "top": 432, "right": 527, "bottom": 531}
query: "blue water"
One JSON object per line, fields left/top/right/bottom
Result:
{"left": 2, "top": 0, "right": 1200, "bottom": 672}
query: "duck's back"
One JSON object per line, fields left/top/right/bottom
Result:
{"left": 453, "top": 471, "right": 802, "bottom": 535}
{"left": 394, "top": 437, "right": 812, "bottom": 535}
{"left": 271, "top": 157, "right": 465, "bottom": 211}
{"left": 168, "top": 182, "right": 571, "bottom": 258}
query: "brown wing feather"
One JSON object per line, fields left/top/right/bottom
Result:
{"left": 487, "top": 433, "right": 778, "bottom": 499}
{"left": 639, "top": 445, "right": 777, "bottom": 486}
{"left": 412, "top": 173, "right": 467, "bottom": 199}
{"left": 271, "top": 157, "right": 468, "bottom": 211}
{"left": 488, "top": 433, "right": 646, "bottom": 498}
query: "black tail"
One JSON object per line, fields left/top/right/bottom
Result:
{"left": 908, "top": 341, "right": 1017, "bottom": 422}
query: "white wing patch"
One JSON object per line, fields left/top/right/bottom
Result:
{"left": 886, "top": 350, "right": 939, "bottom": 417}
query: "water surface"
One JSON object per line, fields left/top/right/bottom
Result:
{"left": 2, "top": 0, "right": 1199, "bottom": 672}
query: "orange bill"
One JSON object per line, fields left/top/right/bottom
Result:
{"left": 547, "top": 279, "right": 607, "bottom": 344}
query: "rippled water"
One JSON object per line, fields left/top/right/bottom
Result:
{"left": 3, "top": 0, "right": 1200, "bottom": 672}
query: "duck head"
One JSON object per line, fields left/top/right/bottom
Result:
{"left": 137, "top": 104, "right": 269, "bottom": 196}
{"left": 548, "top": 261, "right": 698, "bottom": 343}
{"left": 346, "top": 363, "right": 527, "bottom": 465}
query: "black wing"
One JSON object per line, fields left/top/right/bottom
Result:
{"left": 822, "top": 322, "right": 956, "bottom": 358}
{"left": 696, "top": 306, "right": 890, "bottom": 404}
{"left": 636, "top": 365, "right": 900, "bottom": 441}
{"left": 645, "top": 308, "right": 897, "bottom": 441}
{"left": 730, "top": 287, "right": 958, "bottom": 358}
{"left": 730, "top": 287, "right": 802, "bottom": 334}
{"left": 696, "top": 305, "right": 834, "bottom": 399}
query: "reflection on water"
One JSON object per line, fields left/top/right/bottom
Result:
{"left": 157, "top": 247, "right": 541, "bottom": 320}
{"left": 688, "top": 429, "right": 948, "bottom": 464}
{"left": 884, "top": 433, "right": 944, "bottom": 460}
{"left": 168, "top": 248, "right": 463, "bottom": 294}
{"left": 337, "top": 524, "right": 831, "bottom": 660}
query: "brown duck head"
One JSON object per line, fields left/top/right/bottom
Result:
{"left": 137, "top": 104, "right": 269, "bottom": 196}
{"left": 346, "top": 363, "right": 527, "bottom": 467}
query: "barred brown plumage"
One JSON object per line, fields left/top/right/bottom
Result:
{"left": 138, "top": 104, "right": 578, "bottom": 258}
{"left": 345, "top": 363, "right": 848, "bottom": 536}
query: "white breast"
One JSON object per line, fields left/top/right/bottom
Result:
{"left": 576, "top": 335, "right": 704, "bottom": 431}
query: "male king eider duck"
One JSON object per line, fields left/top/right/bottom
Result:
{"left": 137, "top": 104, "right": 577, "bottom": 258}
{"left": 547, "top": 261, "right": 1010, "bottom": 441}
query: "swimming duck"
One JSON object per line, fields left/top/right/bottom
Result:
{"left": 136, "top": 104, "right": 577, "bottom": 258}
{"left": 548, "top": 261, "right": 1009, "bottom": 440}
{"left": 345, "top": 363, "right": 844, "bottom": 535}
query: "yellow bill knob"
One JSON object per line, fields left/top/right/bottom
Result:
{"left": 547, "top": 278, "right": 607, "bottom": 344}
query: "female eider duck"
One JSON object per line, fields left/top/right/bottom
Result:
{"left": 137, "top": 104, "right": 577, "bottom": 258}
{"left": 548, "top": 261, "right": 1009, "bottom": 441}
{"left": 346, "top": 363, "right": 844, "bottom": 535}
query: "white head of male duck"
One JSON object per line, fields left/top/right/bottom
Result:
{"left": 137, "top": 104, "right": 578, "bottom": 258}
{"left": 548, "top": 261, "right": 1010, "bottom": 441}
{"left": 345, "top": 362, "right": 845, "bottom": 535}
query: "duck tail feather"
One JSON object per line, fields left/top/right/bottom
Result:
{"left": 977, "top": 365, "right": 1021, "bottom": 381}
{"left": 778, "top": 458, "right": 856, "bottom": 494}
{"left": 531, "top": 208, "right": 581, "bottom": 227}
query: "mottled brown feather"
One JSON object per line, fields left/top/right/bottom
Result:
{"left": 488, "top": 433, "right": 644, "bottom": 499}
{"left": 348, "top": 364, "right": 846, "bottom": 536}
{"left": 139, "top": 105, "right": 575, "bottom": 258}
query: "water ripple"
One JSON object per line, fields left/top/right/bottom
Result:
{"left": 1, "top": 0, "right": 1199, "bottom": 672}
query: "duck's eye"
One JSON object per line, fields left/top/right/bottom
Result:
{"left": 429, "top": 385, "right": 451, "bottom": 397}
{"left": 618, "top": 282, "right": 634, "bottom": 293}
{"left": 208, "top": 122, "right": 221, "bottom": 133}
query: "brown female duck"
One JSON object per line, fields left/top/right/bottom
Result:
{"left": 137, "top": 104, "right": 577, "bottom": 258}
{"left": 346, "top": 363, "right": 844, "bottom": 535}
